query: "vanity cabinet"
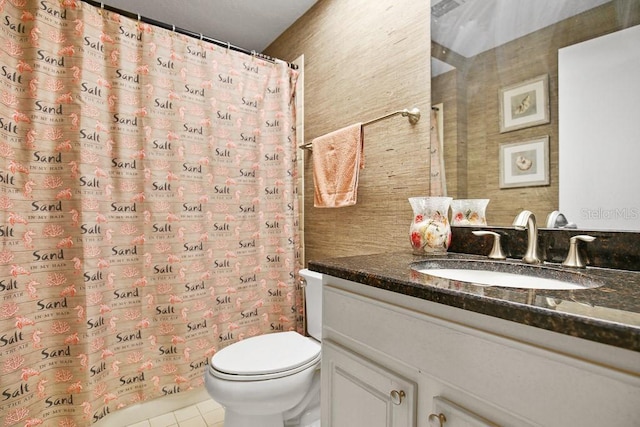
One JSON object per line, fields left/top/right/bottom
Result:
{"left": 321, "top": 275, "right": 640, "bottom": 427}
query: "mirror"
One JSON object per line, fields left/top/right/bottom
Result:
{"left": 430, "top": 0, "right": 640, "bottom": 230}
{"left": 558, "top": 25, "right": 640, "bottom": 231}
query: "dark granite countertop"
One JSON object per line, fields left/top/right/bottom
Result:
{"left": 308, "top": 251, "right": 640, "bottom": 352}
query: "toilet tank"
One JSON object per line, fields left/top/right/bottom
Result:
{"left": 299, "top": 269, "right": 322, "bottom": 341}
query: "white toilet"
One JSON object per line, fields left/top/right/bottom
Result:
{"left": 204, "top": 269, "right": 323, "bottom": 427}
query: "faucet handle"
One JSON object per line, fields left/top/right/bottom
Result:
{"left": 472, "top": 230, "right": 506, "bottom": 260}
{"left": 562, "top": 235, "right": 596, "bottom": 268}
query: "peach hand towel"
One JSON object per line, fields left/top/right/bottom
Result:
{"left": 313, "top": 123, "right": 364, "bottom": 208}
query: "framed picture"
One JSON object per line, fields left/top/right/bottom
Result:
{"left": 499, "top": 74, "right": 549, "bottom": 133}
{"left": 499, "top": 136, "right": 549, "bottom": 188}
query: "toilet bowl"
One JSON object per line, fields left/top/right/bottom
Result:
{"left": 204, "top": 269, "right": 323, "bottom": 427}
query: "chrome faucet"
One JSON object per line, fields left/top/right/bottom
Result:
{"left": 512, "top": 210, "right": 541, "bottom": 264}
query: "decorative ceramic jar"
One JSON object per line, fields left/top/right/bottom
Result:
{"left": 409, "top": 197, "right": 452, "bottom": 255}
{"left": 451, "top": 199, "right": 489, "bottom": 226}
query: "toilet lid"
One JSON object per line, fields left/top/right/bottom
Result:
{"left": 211, "top": 331, "right": 321, "bottom": 376}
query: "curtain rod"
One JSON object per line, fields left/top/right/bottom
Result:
{"left": 80, "top": 0, "right": 298, "bottom": 70}
{"left": 299, "top": 108, "right": 421, "bottom": 150}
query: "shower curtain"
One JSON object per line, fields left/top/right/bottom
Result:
{"left": 429, "top": 108, "right": 447, "bottom": 196}
{"left": 0, "top": 1, "right": 301, "bottom": 426}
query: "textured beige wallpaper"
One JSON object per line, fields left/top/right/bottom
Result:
{"left": 266, "top": 0, "right": 432, "bottom": 262}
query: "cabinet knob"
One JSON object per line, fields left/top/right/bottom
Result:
{"left": 428, "top": 412, "right": 447, "bottom": 427}
{"left": 389, "top": 389, "right": 405, "bottom": 405}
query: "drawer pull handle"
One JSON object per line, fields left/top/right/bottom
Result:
{"left": 428, "top": 413, "right": 447, "bottom": 426}
{"left": 390, "top": 390, "right": 405, "bottom": 405}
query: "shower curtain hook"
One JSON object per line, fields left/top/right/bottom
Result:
{"left": 137, "top": 13, "right": 140, "bottom": 22}
{"left": 200, "top": 33, "right": 203, "bottom": 41}
{"left": 226, "top": 42, "right": 230, "bottom": 53}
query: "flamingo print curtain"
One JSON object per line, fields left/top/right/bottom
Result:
{"left": 429, "top": 108, "right": 446, "bottom": 196}
{"left": 0, "top": 1, "right": 301, "bottom": 425}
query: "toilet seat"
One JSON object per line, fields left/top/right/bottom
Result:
{"left": 210, "top": 331, "right": 321, "bottom": 381}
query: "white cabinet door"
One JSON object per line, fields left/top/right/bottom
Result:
{"left": 322, "top": 340, "right": 416, "bottom": 427}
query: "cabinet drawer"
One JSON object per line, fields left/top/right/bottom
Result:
{"left": 430, "top": 397, "right": 500, "bottom": 427}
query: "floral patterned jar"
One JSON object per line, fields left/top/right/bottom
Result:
{"left": 409, "top": 197, "right": 452, "bottom": 255}
{"left": 451, "top": 199, "right": 489, "bottom": 226}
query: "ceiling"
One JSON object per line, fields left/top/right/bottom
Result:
{"left": 101, "top": 0, "right": 318, "bottom": 53}
{"left": 99, "top": 0, "right": 609, "bottom": 74}
{"left": 431, "top": 0, "right": 610, "bottom": 75}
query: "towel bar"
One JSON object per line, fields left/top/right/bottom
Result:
{"left": 299, "top": 107, "right": 421, "bottom": 150}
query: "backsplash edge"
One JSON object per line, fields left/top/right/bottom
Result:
{"left": 450, "top": 226, "right": 640, "bottom": 271}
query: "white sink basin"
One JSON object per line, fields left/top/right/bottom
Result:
{"left": 420, "top": 268, "right": 586, "bottom": 290}
{"left": 412, "top": 259, "right": 602, "bottom": 291}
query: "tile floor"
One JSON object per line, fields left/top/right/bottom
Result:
{"left": 126, "top": 398, "right": 225, "bottom": 427}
